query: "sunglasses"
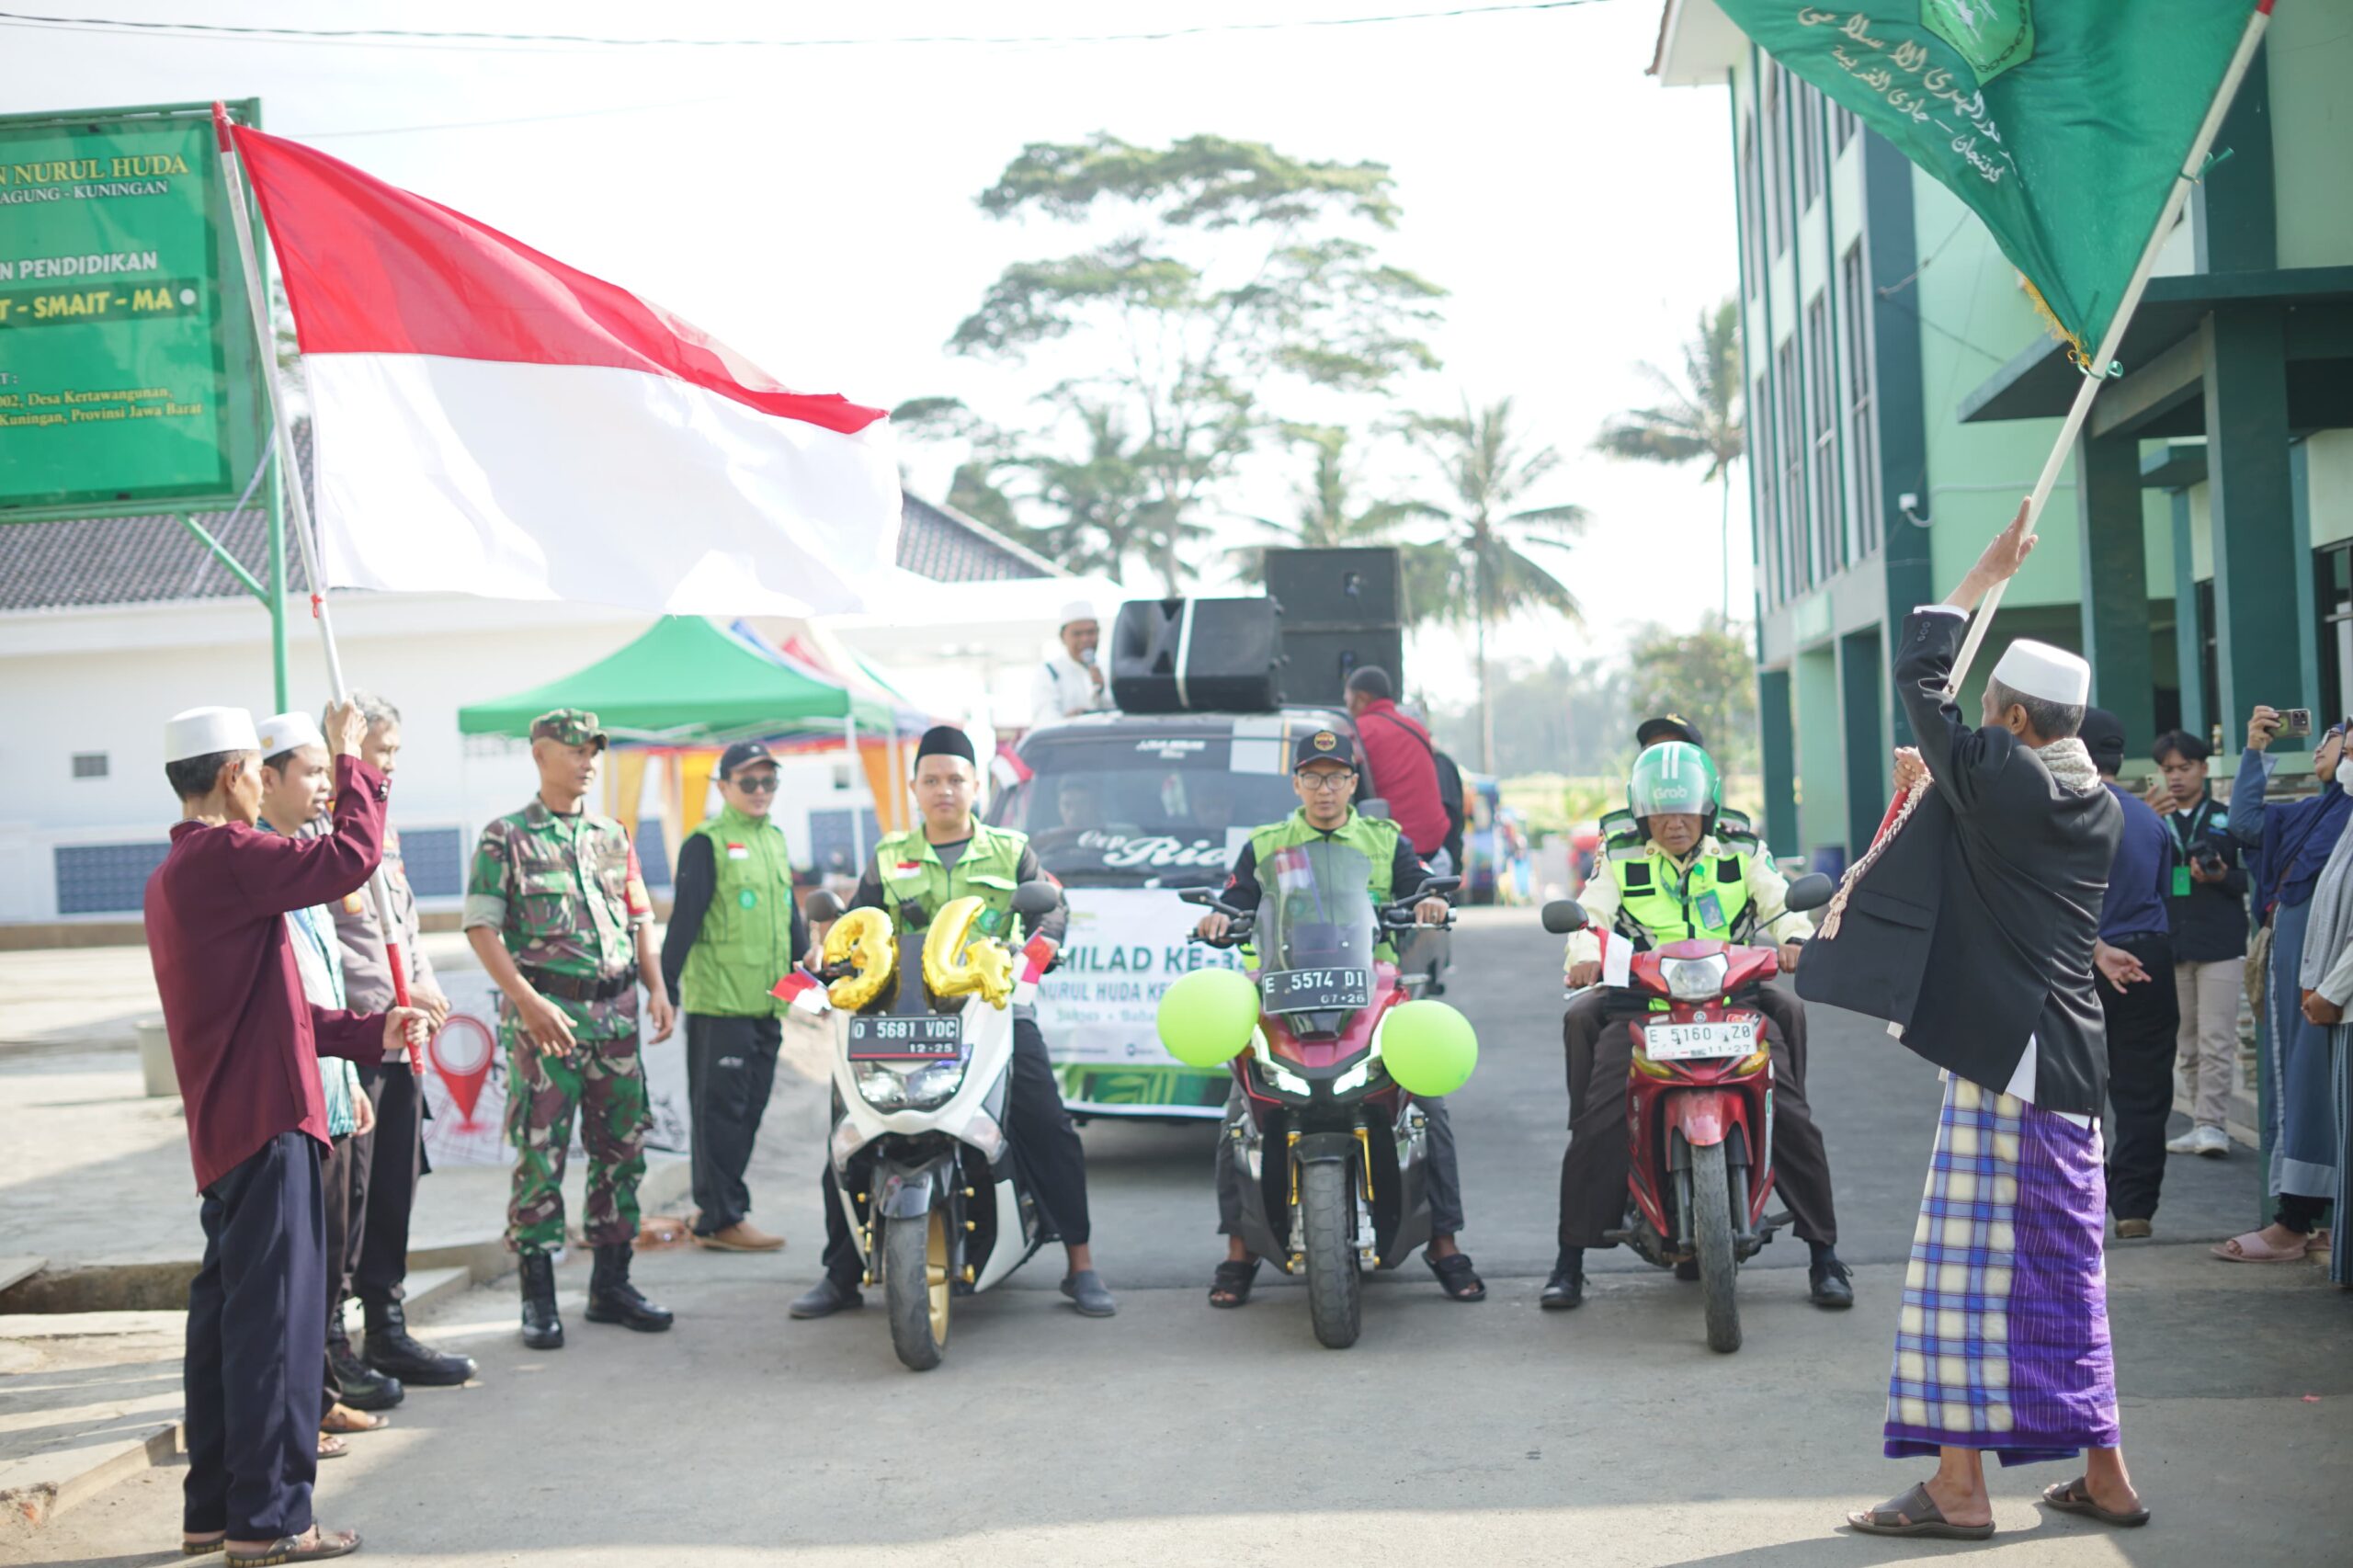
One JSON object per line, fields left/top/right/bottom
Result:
{"left": 732, "top": 773, "right": 781, "bottom": 793}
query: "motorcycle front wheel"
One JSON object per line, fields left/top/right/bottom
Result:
{"left": 1302, "top": 1158, "right": 1363, "bottom": 1349}
{"left": 1690, "top": 1141, "right": 1743, "bottom": 1354}
{"left": 884, "top": 1208, "right": 952, "bottom": 1371}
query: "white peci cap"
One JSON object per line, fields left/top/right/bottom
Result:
{"left": 1059, "top": 598, "right": 1098, "bottom": 628}
{"left": 1991, "top": 639, "right": 2091, "bottom": 707}
{"left": 164, "top": 706, "right": 261, "bottom": 764}
{"left": 256, "top": 710, "right": 327, "bottom": 757}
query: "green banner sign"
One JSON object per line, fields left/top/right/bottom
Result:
{"left": 0, "top": 103, "right": 266, "bottom": 520}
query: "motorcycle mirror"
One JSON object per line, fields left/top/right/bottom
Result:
{"left": 1783, "top": 872, "right": 1836, "bottom": 914}
{"left": 1540, "top": 900, "right": 1589, "bottom": 935}
{"left": 803, "top": 889, "right": 846, "bottom": 923}
{"left": 1010, "top": 880, "right": 1063, "bottom": 921}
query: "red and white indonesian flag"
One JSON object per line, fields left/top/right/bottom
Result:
{"left": 229, "top": 121, "right": 901, "bottom": 616}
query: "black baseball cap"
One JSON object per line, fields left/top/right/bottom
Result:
{"left": 718, "top": 741, "right": 777, "bottom": 779}
{"left": 2079, "top": 706, "right": 2127, "bottom": 775}
{"left": 1292, "top": 728, "right": 1354, "bottom": 770}
{"left": 1636, "top": 713, "right": 1703, "bottom": 749}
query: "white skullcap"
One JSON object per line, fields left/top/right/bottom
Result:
{"left": 256, "top": 710, "right": 326, "bottom": 757}
{"left": 164, "top": 706, "right": 260, "bottom": 764}
{"left": 1059, "top": 599, "right": 1098, "bottom": 628}
{"left": 1991, "top": 639, "right": 2090, "bottom": 706}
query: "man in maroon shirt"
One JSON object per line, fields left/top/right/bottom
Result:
{"left": 1344, "top": 667, "right": 1451, "bottom": 861}
{"left": 146, "top": 701, "right": 426, "bottom": 1564}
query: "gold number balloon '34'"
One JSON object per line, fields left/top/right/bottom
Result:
{"left": 923, "top": 895, "right": 1014, "bottom": 1008}
{"left": 821, "top": 907, "right": 897, "bottom": 1011}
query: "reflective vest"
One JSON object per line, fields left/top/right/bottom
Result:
{"left": 1245, "top": 808, "right": 1404, "bottom": 960}
{"left": 680, "top": 806, "right": 800, "bottom": 1017}
{"left": 872, "top": 821, "right": 1031, "bottom": 942}
{"left": 1606, "top": 836, "right": 1756, "bottom": 945}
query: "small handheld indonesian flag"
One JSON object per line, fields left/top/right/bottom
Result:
{"left": 1014, "top": 936, "right": 1058, "bottom": 1006}
{"left": 770, "top": 970, "right": 829, "bottom": 1016}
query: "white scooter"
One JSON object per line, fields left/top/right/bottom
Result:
{"left": 799, "top": 882, "right": 1063, "bottom": 1371}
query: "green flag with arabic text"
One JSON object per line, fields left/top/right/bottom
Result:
{"left": 1713, "top": 1, "right": 2261, "bottom": 362}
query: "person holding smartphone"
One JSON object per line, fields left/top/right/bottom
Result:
{"left": 2144, "top": 730, "right": 2248, "bottom": 1159}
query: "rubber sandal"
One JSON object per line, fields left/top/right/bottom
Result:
{"left": 1847, "top": 1482, "right": 1995, "bottom": 1540}
{"left": 183, "top": 1536, "right": 225, "bottom": 1556}
{"left": 224, "top": 1527, "right": 361, "bottom": 1564}
{"left": 1427, "top": 1251, "right": 1485, "bottom": 1301}
{"left": 2041, "top": 1476, "right": 2150, "bottom": 1527}
{"left": 314, "top": 1433, "right": 347, "bottom": 1460}
{"left": 1209, "top": 1258, "right": 1258, "bottom": 1308}
{"left": 2211, "top": 1229, "right": 2310, "bottom": 1264}
{"left": 320, "top": 1404, "right": 387, "bottom": 1435}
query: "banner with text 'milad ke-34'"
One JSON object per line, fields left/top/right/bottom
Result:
{"left": 0, "top": 106, "right": 265, "bottom": 519}
{"left": 1711, "top": 2, "right": 2260, "bottom": 362}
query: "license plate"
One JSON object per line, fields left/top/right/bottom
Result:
{"left": 1261, "top": 968, "right": 1370, "bottom": 1012}
{"left": 1643, "top": 1019, "right": 1758, "bottom": 1062}
{"left": 846, "top": 1015, "right": 963, "bottom": 1060}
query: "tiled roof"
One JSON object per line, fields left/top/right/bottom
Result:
{"left": 0, "top": 460, "right": 1063, "bottom": 615}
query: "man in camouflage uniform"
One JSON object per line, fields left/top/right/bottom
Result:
{"left": 464, "top": 709, "right": 677, "bottom": 1349}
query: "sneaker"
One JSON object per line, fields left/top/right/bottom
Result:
{"left": 2116, "top": 1218, "right": 2154, "bottom": 1240}
{"left": 2165, "top": 1129, "right": 2206, "bottom": 1155}
{"left": 2190, "top": 1125, "right": 2231, "bottom": 1157}
{"left": 693, "top": 1221, "right": 786, "bottom": 1253}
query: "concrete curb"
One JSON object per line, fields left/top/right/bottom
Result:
{"left": 0, "top": 1158, "right": 690, "bottom": 1539}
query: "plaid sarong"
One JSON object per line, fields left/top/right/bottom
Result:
{"left": 1883, "top": 1075, "right": 2120, "bottom": 1465}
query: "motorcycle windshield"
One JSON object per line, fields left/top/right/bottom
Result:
{"left": 1255, "top": 840, "right": 1378, "bottom": 990}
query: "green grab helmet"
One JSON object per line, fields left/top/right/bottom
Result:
{"left": 1627, "top": 741, "right": 1721, "bottom": 829}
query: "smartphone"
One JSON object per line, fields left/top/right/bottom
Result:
{"left": 2279, "top": 708, "right": 2313, "bottom": 739}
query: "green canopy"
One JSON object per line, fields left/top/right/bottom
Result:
{"left": 458, "top": 616, "right": 900, "bottom": 743}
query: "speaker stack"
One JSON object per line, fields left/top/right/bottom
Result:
{"left": 1266, "top": 546, "right": 1404, "bottom": 710}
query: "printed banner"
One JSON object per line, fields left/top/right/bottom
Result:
{"left": 1037, "top": 887, "right": 1239, "bottom": 1115}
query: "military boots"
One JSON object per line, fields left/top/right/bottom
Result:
{"left": 585, "top": 1243, "right": 674, "bottom": 1332}
{"left": 364, "top": 1296, "right": 478, "bottom": 1385}
{"left": 518, "top": 1251, "right": 564, "bottom": 1350}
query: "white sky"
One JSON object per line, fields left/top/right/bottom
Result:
{"left": 8, "top": 0, "right": 1753, "bottom": 707}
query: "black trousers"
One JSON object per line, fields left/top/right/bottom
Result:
{"left": 319, "top": 1134, "right": 353, "bottom": 1415}
{"left": 347, "top": 1064, "right": 425, "bottom": 1308}
{"left": 185, "top": 1131, "right": 324, "bottom": 1541}
{"left": 685, "top": 1013, "right": 782, "bottom": 1235}
{"left": 1558, "top": 983, "right": 1837, "bottom": 1251}
{"left": 2101, "top": 930, "right": 2182, "bottom": 1221}
{"left": 1211, "top": 1084, "right": 1467, "bottom": 1238}
{"left": 820, "top": 1016, "right": 1091, "bottom": 1284}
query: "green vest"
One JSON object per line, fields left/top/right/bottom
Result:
{"left": 681, "top": 806, "right": 800, "bottom": 1017}
{"left": 1245, "top": 809, "right": 1404, "bottom": 960}
{"left": 1605, "top": 837, "right": 1756, "bottom": 944}
{"left": 872, "top": 821, "right": 1031, "bottom": 942}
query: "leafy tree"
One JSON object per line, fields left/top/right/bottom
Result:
{"left": 1239, "top": 424, "right": 1450, "bottom": 623}
{"left": 1624, "top": 612, "right": 1759, "bottom": 778}
{"left": 1410, "top": 396, "right": 1587, "bottom": 771}
{"left": 948, "top": 133, "right": 1447, "bottom": 592}
{"left": 1593, "top": 299, "right": 1745, "bottom": 616}
{"left": 1429, "top": 653, "right": 1631, "bottom": 780}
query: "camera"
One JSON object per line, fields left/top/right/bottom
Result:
{"left": 2195, "top": 847, "right": 2227, "bottom": 877}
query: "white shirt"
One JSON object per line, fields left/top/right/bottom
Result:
{"left": 1030, "top": 651, "right": 1110, "bottom": 724}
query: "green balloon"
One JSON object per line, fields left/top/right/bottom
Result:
{"left": 1380, "top": 1000, "right": 1478, "bottom": 1097}
{"left": 1155, "top": 966, "right": 1260, "bottom": 1068}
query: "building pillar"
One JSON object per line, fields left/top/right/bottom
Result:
{"left": 2169, "top": 489, "right": 2204, "bottom": 742}
{"left": 2075, "top": 427, "right": 2156, "bottom": 746}
{"left": 2204, "top": 307, "right": 2302, "bottom": 735}
{"left": 1758, "top": 666, "right": 1798, "bottom": 858}
{"left": 1839, "top": 628, "right": 1886, "bottom": 864}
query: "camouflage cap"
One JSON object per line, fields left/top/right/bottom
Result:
{"left": 530, "top": 708, "right": 608, "bottom": 750}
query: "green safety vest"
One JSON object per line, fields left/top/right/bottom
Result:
{"left": 1245, "top": 808, "right": 1404, "bottom": 961}
{"left": 873, "top": 820, "right": 1031, "bottom": 942}
{"left": 680, "top": 806, "right": 800, "bottom": 1017}
{"left": 1606, "top": 836, "right": 1756, "bottom": 945}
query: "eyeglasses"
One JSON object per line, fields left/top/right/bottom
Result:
{"left": 733, "top": 774, "right": 780, "bottom": 793}
{"left": 1294, "top": 770, "right": 1357, "bottom": 793}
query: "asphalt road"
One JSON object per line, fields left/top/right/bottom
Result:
{"left": 16, "top": 908, "right": 2347, "bottom": 1568}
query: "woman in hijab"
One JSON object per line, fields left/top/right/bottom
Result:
{"left": 2217, "top": 707, "right": 2350, "bottom": 1264}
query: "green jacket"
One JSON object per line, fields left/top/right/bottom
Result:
{"left": 870, "top": 821, "right": 1032, "bottom": 943}
{"left": 1244, "top": 808, "right": 1405, "bottom": 960}
{"left": 678, "top": 806, "right": 799, "bottom": 1017}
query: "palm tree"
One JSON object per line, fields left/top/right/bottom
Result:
{"left": 1593, "top": 298, "right": 1745, "bottom": 616}
{"left": 1243, "top": 425, "right": 1451, "bottom": 625}
{"left": 1410, "top": 397, "right": 1588, "bottom": 772}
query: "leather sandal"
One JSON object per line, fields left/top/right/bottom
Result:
{"left": 1847, "top": 1482, "right": 1994, "bottom": 1540}
{"left": 313, "top": 1433, "right": 347, "bottom": 1460}
{"left": 319, "top": 1404, "right": 386, "bottom": 1436}
{"left": 2042, "top": 1476, "right": 2150, "bottom": 1527}
{"left": 1209, "top": 1258, "right": 1258, "bottom": 1308}
{"left": 223, "top": 1527, "right": 361, "bottom": 1564}
{"left": 1427, "top": 1251, "right": 1485, "bottom": 1301}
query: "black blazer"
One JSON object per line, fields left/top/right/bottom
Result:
{"left": 1796, "top": 608, "right": 2121, "bottom": 1113}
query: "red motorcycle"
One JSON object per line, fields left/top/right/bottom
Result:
{"left": 1543, "top": 873, "right": 1830, "bottom": 1353}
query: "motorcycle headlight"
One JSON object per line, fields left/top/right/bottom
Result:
{"left": 1659, "top": 953, "right": 1730, "bottom": 1001}
{"left": 854, "top": 1060, "right": 968, "bottom": 1111}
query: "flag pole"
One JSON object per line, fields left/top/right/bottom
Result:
{"left": 211, "top": 102, "right": 420, "bottom": 1048}
{"left": 1941, "top": 0, "right": 2275, "bottom": 699}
